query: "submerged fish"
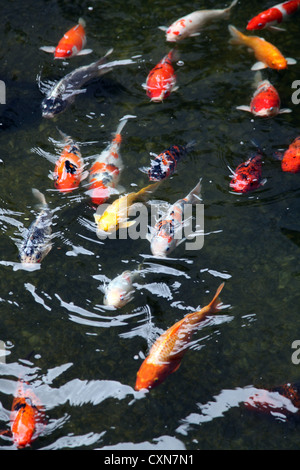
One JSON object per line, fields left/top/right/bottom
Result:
{"left": 40, "top": 18, "right": 92, "bottom": 58}
{"left": 144, "top": 49, "right": 178, "bottom": 102}
{"left": 103, "top": 268, "right": 141, "bottom": 308}
{"left": 149, "top": 179, "right": 201, "bottom": 258}
{"left": 228, "top": 24, "right": 296, "bottom": 70}
{"left": 87, "top": 116, "right": 135, "bottom": 206}
{"left": 247, "top": 1, "right": 300, "bottom": 31}
{"left": 52, "top": 130, "right": 88, "bottom": 192}
{"left": 135, "top": 283, "right": 225, "bottom": 391}
{"left": 244, "top": 381, "right": 300, "bottom": 417}
{"left": 19, "top": 189, "right": 52, "bottom": 264}
{"left": 94, "top": 181, "right": 161, "bottom": 235}
{"left": 229, "top": 151, "right": 266, "bottom": 193}
{"left": 280, "top": 136, "right": 300, "bottom": 173}
{"left": 160, "top": 0, "right": 238, "bottom": 42}
{"left": 145, "top": 141, "right": 196, "bottom": 182}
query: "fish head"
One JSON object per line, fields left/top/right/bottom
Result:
{"left": 19, "top": 249, "right": 43, "bottom": 264}
{"left": 88, "top": 181, "right": 110, "bottom": 206}
{"left": 271, "top": 57, "right": 288, "bottom": 70}
{"left": 150, "top": 235, "right": 172, "bottom": 258}
{"left": 135, "top": 357, "right": 180, "bottom": 391}
{"left": 54, "top": 44, "right": 77, "bottom": 59}
{"left": 246, "top": 18, "right": 265, "bottom": 30}
{"left": 104, "top": 286, "right": 132, "bottom": 308}
{"left": 41, "top": 96, "right": 68, "bottom": 118}
{"left": 11, "top": 399, "right": 36, "bottom": 448}
{"left": 166, "top": 20, "right": 186, "bottom": 42}
{"left": 149, "top": 88, "right": 171, "bottom": 103}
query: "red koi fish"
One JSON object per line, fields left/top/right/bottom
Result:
{"left": 40, "top": 18, "right": 92, "bottom": 59}
{"left": 135, "top": 283, "right": 225, "bottom": 391}
{"left": 144, "top": 141, "right": 196, "bottom": 182}
{"left": 144, "top": 50, "right": 178, "bottom": 102}
{"left": 87, "top": 116, "right": 134, "bottom": 206}
{"left": 0, "top": 380, "right": 46, "bottom": 448}
{"left": 229, "top": 152, "right": 266, "bottom": 193}
{"left": 53, "top": 131, "right": 88, "bottom": 192}
{"left": 247, "top": 1, "right": 300, "bottom": 31}
{"left": 237, "top": 77, "right": 292, "bottom": 118}
{"left": 280, "top": 136, "right": 300, "bottom": 173}
{"left": 244, "top": 382, "right": 300, "bottom": 417}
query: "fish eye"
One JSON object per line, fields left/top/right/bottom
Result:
{"left": 67, "top": 50, "right": 71, "bottom": 55}
{"left": 258, "top": 23, "right": 263, "bottom": 27}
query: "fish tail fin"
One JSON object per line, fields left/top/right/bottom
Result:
{"left": 253, "top": 70, "right": 263, "bottom": 88}
{"left": 78, "top": 18, "right": 86, "bottom": 28}
{"left": 186, "top": 140, "right": 197, "bottom": 153}
{"left": 32, "top": 188, "right": 47, "bottom": 206}
{"left": 188, "top": 178, "right": 202, "bottom": 203}
{"left": 207, "top": 282, "right": 225, "bottom": 314}
{"left": 225, "top": 0, "right": 238, "bottom": 15}
{"left": 228, "top": 25, "right": 246, "bottom": 45}
{"left": 115, "top": 115, "right": 136, "bottom": 137}
{"left": 56, "top": 127, "right": 72, "bottom": 145}
{"left": 168, "top": 48, "right": 180, "bottom": 63}
{"left": 137, "top": 181, "right": 161, "bottom": 200}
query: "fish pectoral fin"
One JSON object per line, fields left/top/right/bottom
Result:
{"left": 158, "top": 26, "right": 168, "bottom": 32}
{"left": 172, "top": 86, "right": 179, "bottom": 92}
{"left": 80, "top": 170, "right": 89, "bottom": 181}
{"left": 40, "top": 46, "right": 55, "bottom": 53}
{"left": 189, "top": 32, "right": 201, "bottom": 37}
{"left": 139, "top": 166, "right": 149, "bottom": 174}
{"left": 287, "top": 57, "right": 297, "bottom": 65}
{"left": 76, "top": 48, "right": 93, "bottom": 56}
{"left": 251, "top": 61, "right": 268, "bottom": 71}
{"left": 279, "top": 108, "right": 292, "bottom": 114}
{"left": 268, "top": 26, "right": 286, "bottom": 32}
{"left": 236, "top": 105, "right": 251, "bottom": 113}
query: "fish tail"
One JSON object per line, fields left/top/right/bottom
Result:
{"left": 188, "top": 178, "right": 202, "bottom": 203}
{"left": 32, "top": 188, "right": 47, "bottom": 206}
{"left": 186, "top": 140, "right": 197, "bottom": 153}
{"left": 78, "top": 18, "right": 86, "bottom": 28}
{"left": 225, "top": 0, "right": 238, "bottom": 15}
{"left": 56, "top": 127, "right": 72, "bottom": 145}
{"left": 137, "top": 181, "right": 161, "bottom": 200}
{"left": 207, "top": 282, "right": 225, "bottom": 314}
{"left": 167, "top": 48, "right": 180, "bottom": 63}
{"left": 228, "top": 25, "right": 247, "bottom": 45}
{"left": 115, "top": 115, "right": 136, "bottom": 136}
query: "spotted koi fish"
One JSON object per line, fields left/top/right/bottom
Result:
{"left": 229, "top": 151, "right": 266, "bottom": 193}
{"left": 280, "top": 136, "right": 300, "bottom": 173}
{"left": 247, "top": 1, "right": 300, "bottom": 31}
{"left": 228, "top": 24, "right": 296, "bottom": 70}
{"left": 135, "top": 283, "right": 225, "bottom": 391}
{"left": 144, "top": 49, "right": 178, "bottom": 102}
{"left": 144, "top": 141, "right": 196, "bottom": 182}
{"left": 40, "top": 18, "right": 92, "bottom": 59}
{"left": 148, "top": 179, "right": 201, "bottom": 258}
{"left": 244, "top": 381, "right": 300, "bottom": 417}
{"left": 159, "top": 0, "right": 238, "bottom": 42}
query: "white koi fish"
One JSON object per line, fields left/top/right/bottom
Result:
{"left": 103, "top": 268, "right": 142, "bottom": 308}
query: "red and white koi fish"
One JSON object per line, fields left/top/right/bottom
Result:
{"left": 159, "top": 0, "right": 238, "bottom": 42}
{"left": 135, "top": 283, "right": 225, "bottom": 391}
{"left": 229, "top": 151, "right": 266, "bottom": 193}
{"left": 244, "top": 382, "right": 300, "bottom": 418}
{"left": 237, "top": 73, "right": 292, "bottom": 117}
{"left": 103, "top": 268, "right": 142, "bottom": 308}
{"left": 87, "top": 116, "right": 135, "bottom": 206}
{"left": 228, "top": 24, "right": 296, "bottom": 70}
{"left": 0, "top": 380, "right": 46, "bottom": 448}
{"left": 247, "top": 1, "right": 300, "bottom": 31}
{"left": 40, "top": 18, "right": 92, "bottom": 59}
{"left": 143, "top": 50, "right": 178, "bottom": 102}
{"left": 52, "top": 131, "right": 88, "bottom": 193}
{"left": 279, "top": 136, "right": 300, "bottom": 173}
{"left": 148, "top": 179, "right": 201, "bottom": 258}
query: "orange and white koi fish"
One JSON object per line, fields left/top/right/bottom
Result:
{"left": 229, "top": 152, "right": 266, "bottom": 193}
{"left": 135, "top": 283, "right": 225, "bottom": 391}
{"left": 247, "top": 1, "right": 300, "bottom": 31}
{"left": 148, "top": 179, "right": 201, "bottom": 258}
{"left": 228, "top": 24, "right": 296, "bottom": 70}
{"left": 87, "top": 116, "right": 135, "bottom": 206}
{"left": 40, "top": 18, "right": 92, "bottom": 59}
{"left": 0, "top": 380, "right": 46, "bottom": 448}
{"left": 144, "top": 50, "right": 178, "bottom": 102}
{"left": 159, "top": 0, "right": 238, "bottom": 42}
{"left": 237, "top": 73, "right": 292, "bottom": 117}
{"left": 52, "top": 131, "right": 88, "bottom": 192}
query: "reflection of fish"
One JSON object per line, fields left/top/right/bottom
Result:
{"left": 229, "top": 152, "right": 266, "bottom": 193}
{"left": 144, "top": 50, "right": 178, "bottom": 102}
{"left": 94, "top": 181, "right": 160, "bottom": 235}
{"left": 280, "top": 136, "right": 300, "bottom": 173}
{"left": 104, "top": 268, "right": 141, "bottom": 308}
{"left": 247, "top": 1, "right": 300, "bottom": 31}
{"left": 135, "top": 283, "right": 225, "bottom": 391}
{"left": 149, "top": 179, "right": 201, "bottom": 258}
{"left": 159, "top": 0, "right": 238, "bottom": 42}
{"left": 52, "top": 131, "right": 88, "bottom": 192}
{"left": 40, "top": 18, "right": 92, "bottom": 58}
{"left": 2, "top": 380, "right": 46, "bottom": 448}
{"left": 87, "top": 116, "right": 134, "bottom": 206}
{"left": 228, "top": 24, "right": 296, "bottom": 70}
{"left": 19, "top": 189, "right": 52, "bottom": 264}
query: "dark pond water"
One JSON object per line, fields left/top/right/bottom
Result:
{"left": 1, "top": 0, "right": 300, "bottom": 450}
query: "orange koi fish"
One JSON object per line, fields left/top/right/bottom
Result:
{"left": 52, "top": 131, "right": 88, "bottom": 192}
{"left": 247, "top": 1, "right": 300, "bottom": 31}
{"left": 87, "top": 116, "right": 135, "bottom": 206}
{"left": 144, "top": 50, "right": 178, "bottom": 102}
{"left": 228, "top": 24, "right": 296, "bottom": 70}
{"left": 237, "top": 74, "right": 291, "bottom": 117}
{"left": 40, "top": 18, "right": 92, "bottom": 59}
{"left": 135, "top": 283, "right": 225, "bottom": 391}
{"left": 279, "top": 136, "right": 300, "bottom": 173}
{"left": 0, "top": 380, "right": 46, "bottom": 448}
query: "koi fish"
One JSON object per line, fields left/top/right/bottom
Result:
{"left": 280, "top": 136, "right": 300, "bottom": 173}
{"left": 94, "top": 181, "right": 161, "bottom": 235}
{"left": 244, "top": 382, "right": 300, "bottom": 417}
{"left": 19, "top": 189, "right": 52, "bottom": 264}
{"left": 236, "top": 74, "right": 292, "bottom": 117}
{"left": 87, "top": 116, "right": 135, "bottom": 206}
{"left": 228, "top": 24, "right": 296, "bottom": 70}
{"left": 148, "top": 179, "right": 201, "bottom": 258}
{"left": 247, "top": 1, "right": 300, "bottom": 31}
{"left": 103, "top": 268, "right": 141, "bottom": 308}
{"left": 1, "top": 380, "right": 46, "bottom": 448}
{"left": 143, "top": 49, "right": 178, "bottom": 102}
{"left": 144, "top": 141, "right": 196, "bottom": 182}
{"left": 40, "top": 18, "right": 92, "bottom": 59}
{"left": 229, "top": 151, "right": 266, "bottom": 193}
{"left": 159, "top": 0, "right": 238, "bottom": 42}
{"left": 135, "top": 283, "right": 225, "bottom": 391}
{"left": 52, "top": 130, "right": 88, "bottom": 192}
